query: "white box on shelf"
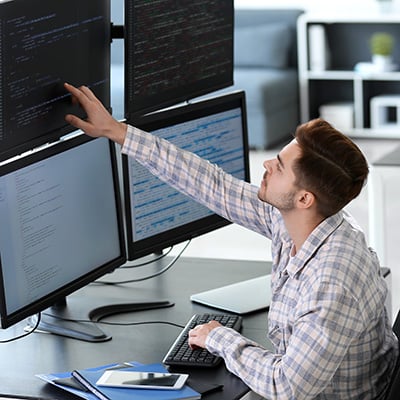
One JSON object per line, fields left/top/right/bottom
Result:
{"left": 370, "top": 95, "right": 400, "bottom": 129}
{"left": 319, "top": 102, "right": 354, "bottom": 132}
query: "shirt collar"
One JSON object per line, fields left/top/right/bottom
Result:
{"left": 286, "top": 211, "right": 344, "bottom": 277}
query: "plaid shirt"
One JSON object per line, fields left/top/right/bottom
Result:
{"left": 122, "top": 125, "right": 398, "bottom": 399}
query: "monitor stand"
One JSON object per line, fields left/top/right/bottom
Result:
{"left": 25, "top": 298, "right": 174, "bottom": 342}
{"left": 26, "top": 312, "right": 111, "bottom": 342}
{"left": 190, "top": 274, "right": 271, "bottom": 314}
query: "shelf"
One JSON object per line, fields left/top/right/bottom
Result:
{"left": 355, "top": 71, "right": 400, "bottom": 81}
{"left": 306, "top": 70, "right": 356, "bottom": 80}
{"left": 306, "top": 71, "right": 400, "bottom": 80}
{"left": 298, "top": 13, "right": 400, "bottom": 138}
{"left": 300, "top": 13, "right": 400, "bottom": 24}
{"left": 349, "top": 128, "right": 400, "bottom": 139}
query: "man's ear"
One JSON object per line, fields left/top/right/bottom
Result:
{"left": 297, "top": 190, "right": 315, "bottom": 209}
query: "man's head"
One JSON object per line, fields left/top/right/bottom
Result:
{"left": 258, "top": 118, "right": 369, "bottom": 218}
{"left": 293, "top": 118, "right": 369, "bottom": 217}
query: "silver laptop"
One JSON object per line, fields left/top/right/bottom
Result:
{"left": 190, "top": 274, "right": 271, "bottom": 314}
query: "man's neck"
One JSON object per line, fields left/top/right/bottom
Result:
{"left": 281, "top": 210, "right": 324, "bottom": 256}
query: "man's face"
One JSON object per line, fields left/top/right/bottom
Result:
{"left": 258, "top": 139, "right": 301, "bottom": 211}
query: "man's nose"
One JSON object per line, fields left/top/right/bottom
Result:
{"left": 263, "top": 159, "right": 273, "bottom": 173}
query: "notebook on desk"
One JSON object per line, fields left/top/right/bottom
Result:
{"left": 190, "top": 274, "right": 271, "bottom": 314}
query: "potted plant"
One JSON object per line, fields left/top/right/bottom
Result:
{"left": 369, "top": 32, "right": 395, "bottom": 72}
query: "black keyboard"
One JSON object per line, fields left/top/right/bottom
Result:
{"left": 163, "top": 313, "right": 242, "bottom": 368}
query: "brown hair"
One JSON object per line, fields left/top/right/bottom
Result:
{"left": 293, "top": 118, "right": 369, "bottom": 217}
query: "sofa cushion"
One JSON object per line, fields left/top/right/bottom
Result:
{"left": 233, "top": 68, "right": 298, "bottom": 113}
{"left": 234, "top": 23, "right": 292, "bottom": 69}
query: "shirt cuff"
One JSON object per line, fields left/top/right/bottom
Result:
{"left": 121, "top": 125, "right": 141, "bottom": 154}
{"left": 206, "top": 326, "right": 257, "bottom": 357}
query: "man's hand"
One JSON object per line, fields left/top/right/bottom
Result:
{"left": 188, "top": 320, "right": 222, "bottom": 349}
{"left": 64, "top": 83, "right": 127, "bottom": 145}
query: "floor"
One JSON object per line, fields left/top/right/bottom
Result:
{"left": 172, "top": 137, "right": 400, "bottom": 323}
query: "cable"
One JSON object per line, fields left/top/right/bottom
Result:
{"left": 95, "top": 240, "right": 191, "bottom": 285}
{"left": 2, "top": 242, "right": 189, "bottom": 341}
{"left": 41, "top": 312, "right": 185, "bottom": 329}
{"left": 97, "top": 320, "right": 185, "bottom": 329}
{"left": 0, "top": 313, "right": 41, "bottom": 343}
{"left": 120, "top": 247, "right": 173, "bottom": 269}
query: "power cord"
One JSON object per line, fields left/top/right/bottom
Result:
{"left": 0, "top": 242, "right": 190, "bottom": 342}
{"left": 120, "top": 247, "right": 173, "bottom": 269}
{"left": 95, "top": 240, "right": 191, "bottom": 285}
{"left": 0, "top": 313, "right": 41, "bottom": 343}
{"left": 40, "top": 312, "right": 185, "bottom": 329}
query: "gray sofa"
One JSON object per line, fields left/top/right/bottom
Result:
{"left": 228, "top": 8, "right": 304, "bottom": 149}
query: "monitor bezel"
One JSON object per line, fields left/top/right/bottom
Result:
{"left": 123, "top": 0, "right": 234, "bottom": 119}
{"left": 122, "top": 90, "right": 250, "bottom": 261}
{"left": 0, "top": 134, "right": 127, "bottom": 329}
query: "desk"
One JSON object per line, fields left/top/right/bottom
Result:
{"left": 0, "top": 257, "right": 272, "bottom": 400}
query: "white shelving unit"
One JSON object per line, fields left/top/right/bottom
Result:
{"left": 297, "top": 13, "right": 400, "bottom": 139}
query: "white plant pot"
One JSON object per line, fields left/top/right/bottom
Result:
{"left": 372, "top": 54, "right": 394, "bottom": 72}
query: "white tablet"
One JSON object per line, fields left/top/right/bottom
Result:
{"left": 96, "top": 370, "right": 189, "bottom": 390}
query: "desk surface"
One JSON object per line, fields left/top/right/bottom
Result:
{"left": 0, "top": 256, "right": 272, "bottom": 400}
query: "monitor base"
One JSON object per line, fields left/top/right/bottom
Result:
{"left": 88, "top": 300, "right": 175, "bottom": 322}
{"left": 26, "top": 313, "right": 111, "bottom": 342}
{"left": 25, "top": 299, "right": 174, "bottom": 342}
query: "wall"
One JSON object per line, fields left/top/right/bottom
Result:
{"left": 234, "top": 0, "right": 400, "bottom": 13}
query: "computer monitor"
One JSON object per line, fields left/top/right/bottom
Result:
{"left": 0, "top": 0, "right": 111, "bottom": 162}
{"left": 122, "top": 91, "right": 250, "bottom": 261}
{"left": 0, "top": 134, "right": 126, "bottom": 341}
{"left": 124, "top": 0, "right": 234, "bottom": 119}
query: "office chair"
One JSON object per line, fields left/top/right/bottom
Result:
{"left": 385, "top": 310, "right": 400, "bottom": 400}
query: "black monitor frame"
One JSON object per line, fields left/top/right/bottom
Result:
{"left": 122, "top": 90, "right": 250, "bottom": 261}
{"left": 0, "top": 134, "right": 126, "bottom": 335}
{"left": 0, "top": 0, "right": 111, "bottom": 162}
{"left": 124, "top": 0, "right": 234, "bottom": 119}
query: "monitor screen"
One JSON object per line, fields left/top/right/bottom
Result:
{"left": 0, "top": 0, "right": 111, "bottom": 162}
{"left": 122, "top": 91, "right": 249, "bottom": 261}
{"left": 0, "top": 135, "right": 126, "bottom": 334}
{"left": 124, "top": 0, "right": 234, "bottom": 119}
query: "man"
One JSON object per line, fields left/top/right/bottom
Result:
{"left": 64, "top": 83, "right": 398, "bottom": 399}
